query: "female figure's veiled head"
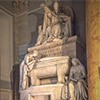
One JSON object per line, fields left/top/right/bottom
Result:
{"left": 72, "top": 58, "right": 81, "bottom": 66}
{"left": 42, "top": 4, "right": 52, "bottom": 17}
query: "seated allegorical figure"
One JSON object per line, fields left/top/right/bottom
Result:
{"left": 70, "top": 58, "right": 88, "bottom": 100}
{"left": 19, "top": 50, "right": 41, "bottom": 90}
{"left": 46, "top": 9, "right": 62, "bottom": 42}
{"left": 43, "top": 4, "right": 62, "bottom": 43}
{"left": 62, "top": 58, "right": 88, "bottom": 100}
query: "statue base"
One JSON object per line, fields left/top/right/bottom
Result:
{"left": 20, "top": 84, "right": 63, "bottom": 100}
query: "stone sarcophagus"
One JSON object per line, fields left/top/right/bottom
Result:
{"left": 30, "top": 56, "right": 71, "bottom": 86}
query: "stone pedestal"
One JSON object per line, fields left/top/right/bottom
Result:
{"left": 20, "top": 84, "right": 63, "bottom": 100}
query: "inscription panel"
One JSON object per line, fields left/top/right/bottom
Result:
{"left": 28, "top": 36, "right": 84, "bottom": 60}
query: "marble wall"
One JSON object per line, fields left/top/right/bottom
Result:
{"left": 0, "top": 8, "right": 13, "bottom": 100}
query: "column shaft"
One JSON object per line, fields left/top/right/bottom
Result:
{"left": 86, "top": 0, "right": 100, "bottom": 100}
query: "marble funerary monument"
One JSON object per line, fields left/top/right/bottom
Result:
{"left": 19, "top": 1, "right": 88, "bottom": 100}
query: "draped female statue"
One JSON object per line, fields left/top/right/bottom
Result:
{"left": 69, "top": 58, "right": 88, "bottom": 100}
{"left": 61, "top": 58, "right": 88, "bottom": 100}
{"left": 42, "top": 5, "right": 62, "bottom": 43}
{"left": 19, "top": 50, "right": 41, "bottom": 90}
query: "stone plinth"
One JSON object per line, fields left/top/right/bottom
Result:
{"left": 28, "top": 36, "right": 85, "bottom": 63}
{"left": 20, "top": 84, "right": 63, "bottom": 100}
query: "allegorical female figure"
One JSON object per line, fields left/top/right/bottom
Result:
{"left": 42, "top": 4, "right": 62, "bottom": 43}
{"left": 69, "top": 58, "right": 88, "bottom": 100}
{"left": 19, "top": 50, "right": 40, "bottom": 90}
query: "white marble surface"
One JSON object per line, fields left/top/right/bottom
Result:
{"left": 20, "top": 84, "right": 64, "bottom": 100}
